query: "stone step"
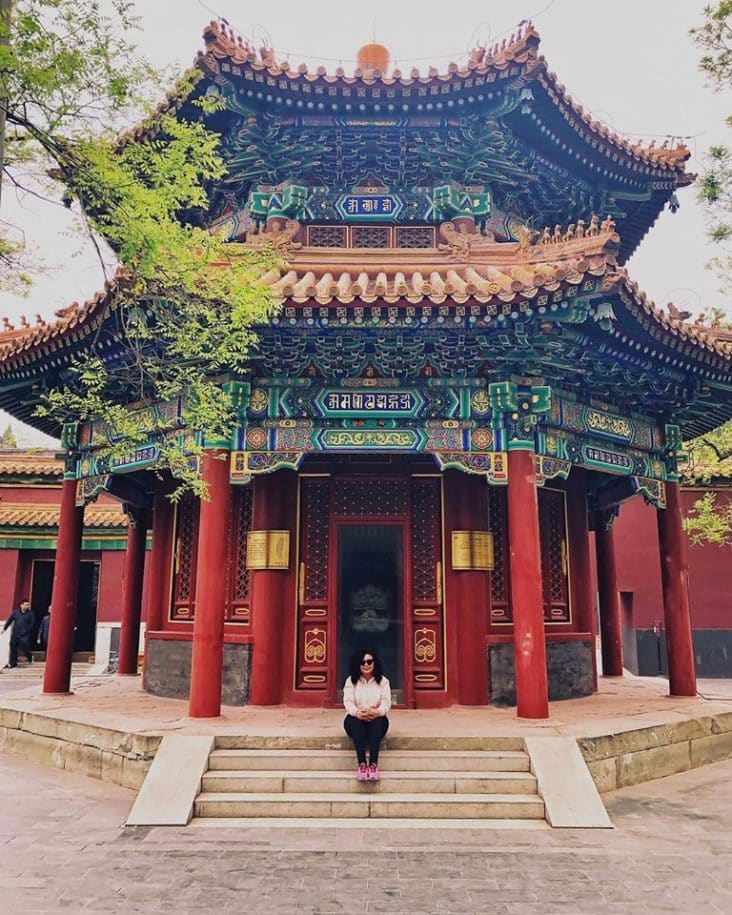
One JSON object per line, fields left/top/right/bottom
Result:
{"left": 214, "top": 736, "right": 525, "bottom": 751}
{"left": 0, "top": 663, "right": 94, "bottom": 679}
{"left": 189, "top": 816, "right": 551, "bottom": 830}
{"left": 207, "top": 748, "right": 530, "bottom": 773}
{"left": 201, "top": 769, "right": 538, "bottom": 795}
{"left": 193, "top": 791, "right": 545, "bottom": 820}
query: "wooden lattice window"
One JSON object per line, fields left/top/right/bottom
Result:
{"left": 226, "top": 485, "right": 254, "bottom": 622}
{"left": 171, "top": 495, "right": 199, "bottom": 621}
{"left": 296, "top": 477, "right": 331, "bottom": 689}
{"left": 539, "top": 489, "right": 570, "bottom": 622}
{"left": 395, "top": 226, "right": 435, "bottom": 248}
{"left": 488, "top": 487, "right": 511, "bottom": 623}
{"left": 302, "top": 478, "right": 330, "bottom": 602}
{"left": 351, "top": 226, "right": 390, "bottom": 248}
{"left": 411, "top": 479, "right": 439, "bottom": 602}
{"left": 307, "top": 225, "right": 347, "bottom": 247}
{"left": 410, "top": 476, "right": 444, "bottom": 690}
{"left": 333, "top": 478, "right": 408, "bottom": 517}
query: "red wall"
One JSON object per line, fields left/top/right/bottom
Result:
{"left": 98, "top": 550, "right": 125, "bottom": 623}
{"left": 614, "top": 489, "right": 732, "bottom": 630}
{"left": 0, "top": 549, "right": 22, "bottom": 617}
{"left": 0, "top": 484, "right": 62, "bottom": 504}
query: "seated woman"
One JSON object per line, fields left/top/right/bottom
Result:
{"left": 343, "top": 648, "right": 391, "bottom": 781}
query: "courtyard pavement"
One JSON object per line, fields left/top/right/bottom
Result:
{"left": 1, "top": 750, "right": 731, "bottom": 914}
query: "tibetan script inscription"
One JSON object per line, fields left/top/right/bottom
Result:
{"left": 322, "top": 390, "right": 415, "bottom": 415}
{"left": 340, "top": 194, "right": 400, "bottom": 219}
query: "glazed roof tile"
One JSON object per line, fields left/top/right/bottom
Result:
{"left": 198, "top": 19, "right": 689, "bottom": 176}
{"left": 0, "top": 273, "right": 128, "bottom": 368}
{"left": 0, "top": 451, "right": 63, "bottom": 476}
{"left": 0, "top": 226, "right": 730, "bottom": 368}
{"left": 0, "top": 503, "right": 126, "bottom": 529}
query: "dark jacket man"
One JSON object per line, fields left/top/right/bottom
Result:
{"left": 38, "top": 612, "right": 51, "bottom": 651}
{"left": 3, "top": 599, "right": 35, "bottom": 667}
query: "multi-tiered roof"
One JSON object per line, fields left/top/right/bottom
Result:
{"left": 0, "top": 21, "right": 729, "bottom": 440}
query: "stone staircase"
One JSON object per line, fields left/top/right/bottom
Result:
{"left": 190, "top": 738, "right": 546, "bottom": 825}
{"left": 0, "top": 661, "right": 94, "bottom": 680}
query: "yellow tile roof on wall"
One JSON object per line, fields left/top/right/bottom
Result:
{"left": 0, "top": 451, "right": 63, "bottom": 476}
{"left": 0, "top": 503, "right": 127, "bottom": 529}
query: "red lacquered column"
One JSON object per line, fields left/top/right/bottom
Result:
{"left": 117, "top": 509, "right": 149, "bottom": 676}
{"left": 567, "top": 469, "right": 598, "bottom": 689}
{"left": 507, "top": 449, "right": 549, "bottom": 719}
{"left": 249, "top": 470, "right": 297, "bottom": 706}
{"left": 657, "top": 482, "right": 696, "bottom": 696}
{"left": 595, "top": 513, "right": 623, "bottom": 677}
{"left": 144, "top": 488, "right": 175, "bottom": 634}
{"left": 443, "top": 470, "right": 489, "bottom": 705}
{"left": 43, "top": 477, "right": 84, "bottom": 694}
{"left": 188, "top": 450, "right": 232, "bottom": 718}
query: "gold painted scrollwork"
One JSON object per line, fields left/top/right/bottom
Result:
{"left": 304, "top": 628, "right": 326, "bottom": 664}
{"left": 414, "top": 627, "right": 437, "bottom": 663}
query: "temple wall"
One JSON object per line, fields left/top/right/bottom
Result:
{"left": 487, "top": 638, "right": 594, "bottom": 706}
{"left": 0, "top": 485, "right": 61, "bottom": 503}
{"left": 143, "top": 636, "right": 251, "bottom": 705}
{"left": 614, "top": 490, "right": 732, "bottom": 678}
{"left": 0, "top": 548, "right": 21, "bottom": 612}
{"left": 97, "top": 551, "right": 128, "bottom": 623}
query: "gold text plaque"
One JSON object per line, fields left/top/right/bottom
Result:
{"left": 246, "top": 530, "right": 290, "bottom": 570}
{"left": 451, "top": 530, "right": 494, "bottom": 571}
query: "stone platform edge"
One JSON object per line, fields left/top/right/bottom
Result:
{"left": 2, "top": 704, "right": 732, "bottom": 794}
{"left": 0, "top": 706, "right": 161, "bottom": 790}
{"left": 578, "top": 710, "right": 732, "bottom": 792}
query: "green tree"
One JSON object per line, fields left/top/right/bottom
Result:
{"left": 1, "top": 1, "right": 277, "bottom": 496}
{"left": 683, "top": 421, "right": 732, "bottom": 545}
{"left": 0, "top": 422, "right": 16, "bottom": 447}
{"left": 691, "top": 3, "right": 732, "bottom": 278}
{"left": 683, "top": 5, "right": 732, "bottom": 543}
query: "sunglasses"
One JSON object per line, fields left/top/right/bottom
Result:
{"left": 360, "top": 659, "right": 375, "bottom": 666}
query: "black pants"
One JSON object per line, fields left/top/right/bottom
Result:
{"left": 9, "top": 635, "right": 33, "bottom": 666}
{"left": 343, "top": 714, "right": 389, "bottom": 764}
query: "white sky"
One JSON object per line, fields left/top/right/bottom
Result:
{"left": 1, "top": 0, "right": 730, "bottom": 445}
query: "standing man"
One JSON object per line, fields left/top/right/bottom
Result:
{"left": 3, "top": 598, "right": 35, "bottom": 668}
{"left": 37, "top": 609, "right": 51, "bottom": 654}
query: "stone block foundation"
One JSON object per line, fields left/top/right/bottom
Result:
{"left": 143, "top": 638, "right": 251, "bottom": 705}
{"left": 488, "top": 639, "right": 594, "bottom": 707}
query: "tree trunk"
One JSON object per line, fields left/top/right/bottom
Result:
{"left": 0, "top": 0, "right": 13, "bottom": 207}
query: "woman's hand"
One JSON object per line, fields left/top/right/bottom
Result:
{"left": 356, "top": 708, "right": 378, "bottom": 720}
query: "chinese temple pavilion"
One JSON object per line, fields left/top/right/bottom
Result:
{"left": 1, "top": 22, "right": 731, "bottom": 719}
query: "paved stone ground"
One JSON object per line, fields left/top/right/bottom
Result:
{"left": 1, "top": 752, "right": 731, "bottom": 914}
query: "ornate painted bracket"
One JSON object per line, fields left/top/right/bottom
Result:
{"left": 432, "top": 184, "right": 491, "bottom": 222}
{"left": 663, "top": 423, "right": 683, "bottom": 480}
{"left": 489, "top": 381, "right": 552, "bottom": 450}
{"left": 247, "top": 183, "right": 310, "bottom": 222}
{"left": 631, "top": 476, "right": 666, "bottom": 510}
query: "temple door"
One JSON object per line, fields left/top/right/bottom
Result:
{"left": 170, "top": 494, "right": 200, "bottom": 622}
{"left": 409, "top": 476, "right": 445, "bottom": 694}
{"left": 295, "top": 477, "right": 331, "bottom": 690}
{"left": 538, "top": 489, "right": 570, "bottom": 623}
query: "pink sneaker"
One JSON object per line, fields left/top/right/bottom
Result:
{"left": 367, "top": 763, "right": 380, "bottom": 781}
{"left": 356, "top": 763, "right": 369, "bottom": 781}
